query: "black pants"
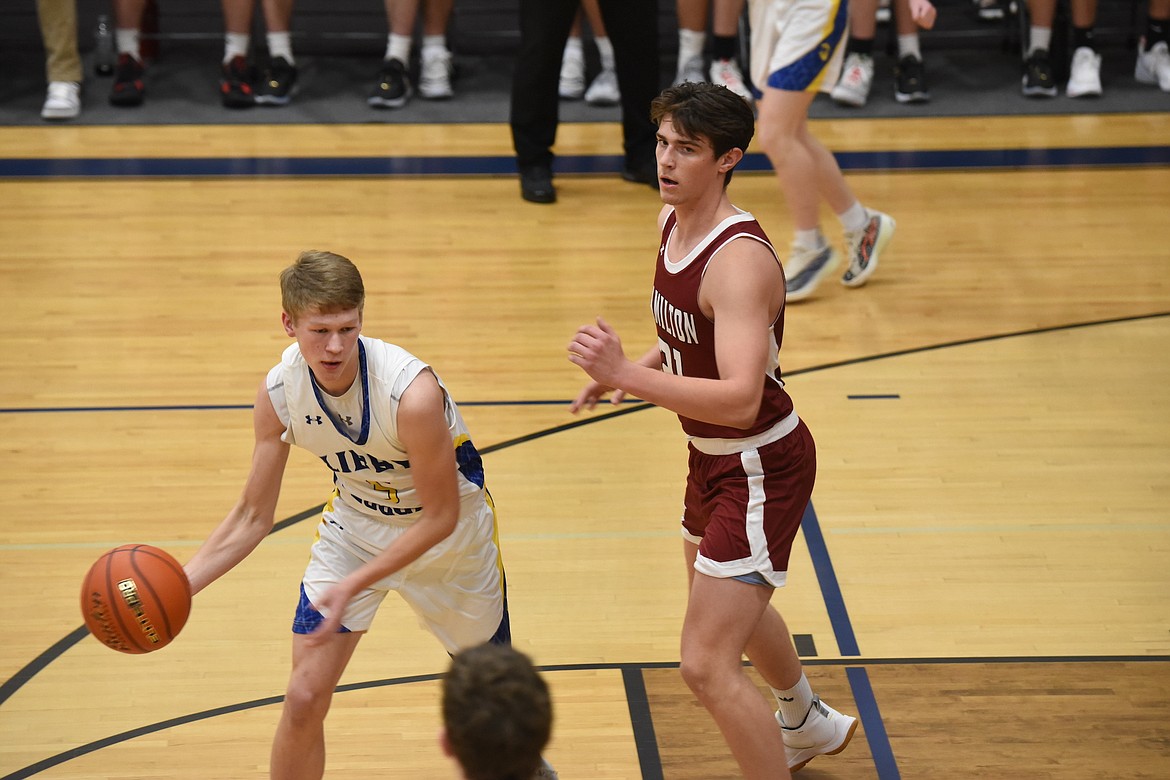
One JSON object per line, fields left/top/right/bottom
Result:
{"left": 509, "top": 0, "right": 660, "bottom": 174}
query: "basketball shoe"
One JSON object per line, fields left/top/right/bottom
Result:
{"left": 369, "top": 58, "right": 412, "bottom": 108}
{"left": 842, "top": 210, "right": 895, "bottom": 288}
{"left": 778, "top": 695, "right": 859, "bottom": 772}
{"left": 831, "top": 53, "right": 875, "bottom": 107}
{"left": 709, "top": 58, "right": 753, "bottom": 102}
{"left": 1135, "top": 39, "right": 1170, "bottom": 91}
{"left": 785, "top": 243, "right": 840, "bottom": 302}
{"left": 1066, "top": 46, "right": 1103, "bottom": 98}
{"left": 419, "top": 46, "right": 454, "bottom": 100}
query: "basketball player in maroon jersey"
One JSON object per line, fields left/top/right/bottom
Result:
{"left": 568, "top": 82, "right": 856, "bottom": 778}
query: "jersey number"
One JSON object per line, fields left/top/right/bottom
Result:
{"left": 659, "top": 338, "right": 684, "bottom": 376}
{"left": 368, "top": 481, "right": 400, "bottom": 503}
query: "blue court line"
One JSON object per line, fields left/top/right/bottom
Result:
{"left": 1, "top": 145, "right": 1168, "bottom": 179}
{"left": 847, "top": 666, "right": 902, "bottom": 780}
{"left": 802, "top": 500, "right": 902, "bottom": 775}
{"left": 801, "top": 501, "right": 860, "bottom": 657}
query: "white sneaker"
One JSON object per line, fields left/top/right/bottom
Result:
{"left": 778, "top": 696, "right": 859, "bottom": 772}
{"left": 1135, "top": 39, "right": 1170, "bottom": 91}
{"left": 831, "top": 53, "right": 875, "bottom": 107}
{"left": 41, "top": 81, "right": 81, "bottom": 120}
{"left": 709, "top": 58, "right": 753, "bottom": 102}
{"left": 785, "top": 243, "right": 840, "bottom": 302}
{"left": 842, "top": 210, "right": 894, "bottom": 288}
{"left": 418, "top": 46, "right": 453, "bottom": 99}
{"left": 674, "top": 55, "right": 706, "bottom": 86}
{"left": 584, "top": 68, "right": 620, "bottom": 106}
{"left": 559, "top": 46, "right": 586, "bottom": 100}
{"left": 1066, "top": 46, "right": 1103, "bottom": 98}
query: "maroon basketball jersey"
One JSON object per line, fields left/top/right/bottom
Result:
{"left": 652, "top": 209, "right": 793, "bottom": 439}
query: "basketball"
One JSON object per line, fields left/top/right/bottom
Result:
{"left": 80, "top": 544, "right": 192, "bottom": 654}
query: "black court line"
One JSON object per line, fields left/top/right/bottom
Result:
{"left": 4, "top": 656, "right": 1167, "bottom": 779}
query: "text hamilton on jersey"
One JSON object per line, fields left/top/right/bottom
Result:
{"left": 653, "top": 289, "right": 699, "bottom": 345}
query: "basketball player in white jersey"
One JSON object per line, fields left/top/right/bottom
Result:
{"left": 182, "top": 251, "right": 556, "bottom": 780}
{"left": 568, "top": 82, "right": 856, "bottom": 777}
{"left": 748, "top": 0, "right": 923, "bottom": 301}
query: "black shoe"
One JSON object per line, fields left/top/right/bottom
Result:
{"left": 622, "top": 165, "right": 660, "bottom": 190}
{"left": 256, "top": 56, "right": 297, "bottom": 106}
{"left": 894, "top": 55, "right": 930, "bottom": 103}
{"left": 368, "top": 58, "right": 412, "bottom": 108}
{"left": 1022, "top": 49, "right": 1058, "bottom": 97}
{"left": 519, "top": 164, "right": 556, "bottom": 204}
{"left": 220, "top": 55, "right": 255, "bottom": 108}
{"left": 109, "top": 53, "right": 145, "bottom": 107}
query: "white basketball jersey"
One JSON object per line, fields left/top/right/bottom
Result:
{"left": 266, "top": 336, "right": 486, "bottom": 525}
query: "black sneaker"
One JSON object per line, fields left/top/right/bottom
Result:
{"left": 109, "top": 53, "right": 145, "bottom": 107}
{"left": 519, "top": 164, "right": 556, "bottom": 204}
{"left": 368, "top": 58, "right": 412, "bottom": 108}
{"left": 255, "top": 56, "right": 297, "bottom": 106}
{"left": 220, "top": 55, "right": 255, "bottom": 108}
{"left": 894, "top": 55, "right": 930, "bottom": 103}
{"left": 1022, "top": 49, "right": 1058, "bottom": 97}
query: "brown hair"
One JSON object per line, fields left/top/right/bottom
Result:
{"left": 442, "top": 643, "right": 552, "bottom": 780}
{"left": 279, "top": 250, "right": 365, "bottom": 321}
{"left": 650, "top": 81, "right": 756, "bottom": 185}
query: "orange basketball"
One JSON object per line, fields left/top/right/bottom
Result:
{"left": 80, "top": 544, "right": 191, "bottom": 654}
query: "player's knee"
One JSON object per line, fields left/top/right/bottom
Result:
{"left": 281, "top": 679, "right": 333, "bottom": 725}
{"left": 679, "top": 655, "right": 720, "bottom": 701}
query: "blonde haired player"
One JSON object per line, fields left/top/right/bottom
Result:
{"left": 182, "top": 251, "right": 556, "bottom": 780}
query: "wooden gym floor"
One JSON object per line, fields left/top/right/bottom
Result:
{"left": 0, "top": 112, "right": 1168, "bottom": 779}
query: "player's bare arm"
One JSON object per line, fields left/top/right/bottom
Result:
{"left": 184, "top": 378, "right": 291, "bottom": 596}
{"left": 308, "top": 368, "right": 461, "bottom": 638}
{"left": 569, "top": 238, "right": 781, "bottom": 429}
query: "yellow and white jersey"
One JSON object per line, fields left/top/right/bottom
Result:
{"left": 266, "top": 335, "right": 486, "bottom": 527}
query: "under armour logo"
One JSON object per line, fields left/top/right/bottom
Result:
{"left": 306, "top": 415, "right": 323, "bottom": 424}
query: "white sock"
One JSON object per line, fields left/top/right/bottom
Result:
{"left": 385, "top": 33, "right": 412, "bottom": 65}
{"left": 772, "top": 673, "right": 815, "bottom": 728}
{"left": 267, "top": 31, "right": 294, "bottom": 63}
{"left": 1029, "top": 26, "right": 1052, "bottom": 54}
{"left": 223, "top": 32, "right": 249, "bottom": 63}
{"left": 115, "top": 28, "right": 140, "bottom": 58}
{"left": 897, "top": 34, "right": 921, "bottom": 60}
{"left": 794, "top": 228, "right": 825, "bottom": 251}
{"left": 838, "top": 200, "right": 869, "bottom": 233}
{"left": 595, "top": 36, "right": 615, "bottom": 71}
{"left": 564, "top": 36, "right": 583, "bottom": 60}
{"left": 422, "top": 34, "right": 447, "bottom": 54}
{"left": 678, "top": 28, "right": 706, "bottom": 66}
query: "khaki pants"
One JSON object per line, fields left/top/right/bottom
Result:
{"left": 37, "top": 0, "right": 82, "bottom": 83}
